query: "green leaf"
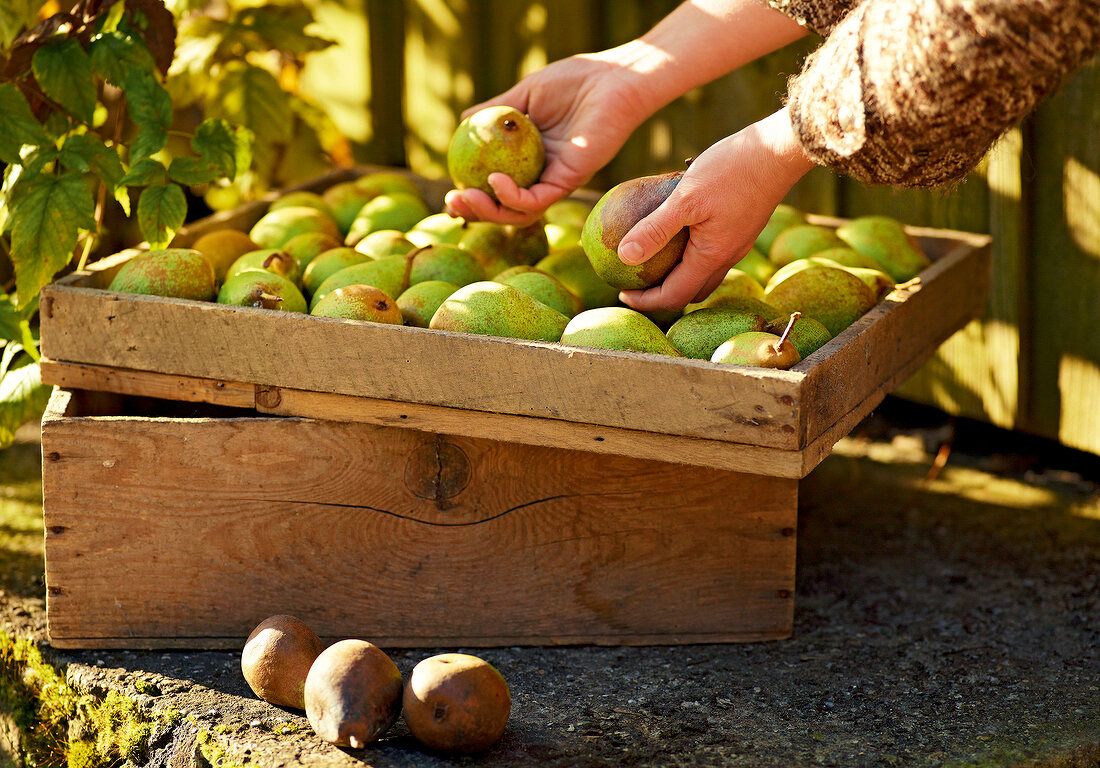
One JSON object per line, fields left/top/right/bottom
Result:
{"left": 0, "top": 294, "right": 35, "bottom": 343}
{"left": 0, "top": 83, "right": 53, "bottom": 164}
{"left": 122, "top": 69, "right": 171, "bottom": 163}
{"left": 120, "top": 157, "right": 168, "bottom": 187}
{"left": 137, "top": 182, "right": 185, "bottom": 248}
{"left": 89, "top": 28, "right": 156, "bottom": 85}
{"left": 0, "top": 356, "right": 51, "bottom": 449}
{"left": 60, "top": 134, "right": 130, "bottom": 214}
{"left": 10, "top": 172, "right": 95, "bottom": 310}
{"left": 32, "top": 38, "right": 97, "bottom": 125}
{"left": 167, "top": 156, "right": 218, "bottom": 186}
{"left": 208, "top": 63, "right": 294, "bottom": 146}
{"left": 168, "top": 118, "right": 253, "bottom": 187}
{"left": 0, "top": 0, "right": 39, "bottom": 49}
{"left": 235, "top": 5, "right": 335, "bottom": 56}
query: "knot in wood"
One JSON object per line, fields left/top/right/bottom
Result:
{"left": 404, "top": 439, "right": 471, "bottom": 506}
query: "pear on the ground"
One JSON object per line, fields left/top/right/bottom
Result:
{"left": 217, "top": 270, "right": 307, "bottom": 313}
{"left": 345, "top": 192, "right": 431, "bottom": 246}
{"left": 108, "top": 248, "right": 216, "bottom": 300}
{"left": 354, "top": 230, "right": 417, "bottom": 259}
{"left": 407, "top": 213, "right": 467, "bottom": 247}
{"left": 754, "top": 203, "right": 806, "bottom": 255}
{"left": 397, "top": 281, "right": 459, "bottom": 328}
{"left": 835, "top": 215, "right": 931, "bottom": 282}
{"left": 226, "top": 249, "right": 301, "bottom": 286}
{"left": 561, "top": 307, "right": 683, "bottom": 356}
{"left": 302, "top": 248, "right": 373, "bottom": 297}
{"left": 582, "top": 171, "right": 687, "bottom": 290}
{"left": 666, "top": 308, "right": 767, "bottom": 360}
{"left": 283, "top": 231, "right": 343, "bottom": 271}
{"left": 535, "top": 245, "right": 620, "bottom": 310}
{"left": 768, "top": 224, "right": 846, "bottom": 267}
{"left": 249, "top": 206, "right": 340, "bottom": 249}
{"left": 764, "top": 312, "right": 833, "bottom": 360}
{"left": 729, "top": 247, "right": 776, "bottom": 287}
{"left": 192, "top": 230, "right": 260, "bottom": 283}
{"left": 409, "top": 244, "right": 486, "bottom": 287}
{"left": 310, "top": 254, "right": 414, "bottom": 311}
{"left": 448, "top": 106, "right": 545, "bottom": 199}
{"left": 310, "top": 284, "right": 405, "bottom": 324}
{"left": 494, "top": 267, "right": 583, "bottom": 317}
{"left": 429, "top": 281, "right": 568, "bottom": 342}
{"left": 764, "top": 264, "right": 877, "bottom": 336}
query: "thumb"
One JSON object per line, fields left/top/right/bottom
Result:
{"left": 617, "top": 199, "right": 689, "bottom": 266}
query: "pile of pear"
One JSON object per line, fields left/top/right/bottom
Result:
{"left": 105, "top": 169, "right": 928, "bottom": 371}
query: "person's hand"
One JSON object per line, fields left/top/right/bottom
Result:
{"left": 444, "top": 49, "right": 655, "bottom": 227}
{"left": 617, "top": 107, "right": 817, "bottom": 313}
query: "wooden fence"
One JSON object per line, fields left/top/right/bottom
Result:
{"left": 300, "top": 0, "right": 1100, "bottom": 456}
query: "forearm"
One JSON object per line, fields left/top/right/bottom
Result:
{"left": 588, "top": 0, "right": 809, "bottom": 121}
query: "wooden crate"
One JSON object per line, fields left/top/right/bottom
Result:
{"left": 41, "top": 388, "right": 797, "bottom": 649}
{"left": 38, "top": 166, "right": 993, "bottom": 480}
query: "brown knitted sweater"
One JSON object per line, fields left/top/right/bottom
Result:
{"left": 767, "top": 0, "right": 1100, "bottom": 187}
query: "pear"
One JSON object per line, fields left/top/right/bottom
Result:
{"left": 191, "top": 230, "right": 260, "bottom": 284}
{"left": 407, "top": 213, "right": 466, "bottom": 247}
{"left": 354, "top": 230, "right": 417, "bottom": 259}
{"left": 535, "top": 245, "right": 620, "bottom": 310}
{"left": 582, "top": 171, "right": 687, "bottom": 290}
{"left": 835, "top": 215, "right": 931, "bottom": 282}
{"left": 310, "top": 284, "right": 405, "bottom": 324}
{"left": 545, "top": 222, "right": 582, "bottom": 253}
{"left": 754, "top": 203, "right": 806, "bottom": 255}
{"left": 249, "top": 206, "right": 341, "bottom": 250}
{"left": 310, "top": 254, "right": 414, "bottom": 310}
{"left": 509, "top": 220, "right": 550, "bottom": 266}
{"left": 767, "top": 257, "right": 894, "bottom": 301}
{"left": 544, "top": 198, "right": 594, "bottom": 229}
{"left": 808, "top": 246, "right": 883, "bottom": 271}
{"left": 641, "top": 307, "right": 683, "bottom": 332}
{"left": 409, "top": 244, "right": 486, "bottom": 287}
{"left": 666, "top": 307, "right": 768, "bottom": 360}
{"left": 429, "top": 281, "right": 569, "bottom": 342}
{"left": 684, "top": 270, "right": 766, "bottom": 313}
{"left": 764, "top": 264, "right": 877, "bottom": 336}
{"left": 321, "top": 181, "right": 378, "bottom": 235}
{"left": 304, "top": 639, "right": 403, "bottom": 748}
{"left": 345, "top": 192, "right": 431, "bottom": 246}
{"left": 397, "top": 280, "right": 460, "bottom": 328}
{"left": 225, "top": 249, "right": 301, "bottom": 286}
{"left": 494, "top": 267, "right": 583, "bottom": 318}
{"left": 282, "top": 231, "right": 344, "bottom": 271}
{"left": 729, "top": 247, "right": 776, "bottom": 287}
{"left": 402, "top": 653, "right": 511, "bottom": 755}
{"left": 108, "top": 248, "right": 216, "bottom": 301}
{"left": 269, "top": 191, "right": 333, "bottom": 219}
{"left": 240, "top": 615, "right": 324, "bottom": 711}
{"left": 448, "top": 105, "right": 545, "bottom": 199}
{"left": 353, "top": 170, "right": 421, "bottom": 200}
{"left": 302, "top": 248, "right": 373, "bottom": 297}
{"left": 711, "top": 330, "right": 801, "bottom": 369}
{"left": 764, "top": 312, "right": 833, "bottom": 360}
{"left": 768, "top": 224, "right": 846, "bottom": 268}
{"left": 688, "top": 293, "right": 785, "bottom": 322}
{"left": 217, "top": 270, "right": 308, "bottom": 313}
{"left": 561, "top": 307, "right": 683, "bottom": 356}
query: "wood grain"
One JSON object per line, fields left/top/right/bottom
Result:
{"left": 41, "top": 388, "right": 797, "bottom": 648}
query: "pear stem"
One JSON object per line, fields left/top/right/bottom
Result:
{"left": 774, "top": 311, "right": 801, "bottom": 353}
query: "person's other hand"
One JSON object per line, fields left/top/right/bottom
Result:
{"left": 617, "top": 107, "right": 816, "bottom": 312}
{"left": 444, "top": 50, "right": 653, "bottom": 227}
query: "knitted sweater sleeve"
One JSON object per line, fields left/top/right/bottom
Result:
{"left": 771, "top": 0, "right": 1100, "bottom": 188}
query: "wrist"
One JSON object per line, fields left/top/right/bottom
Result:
{"left": 760, "top": 106, "right": 817, "bottom": 183}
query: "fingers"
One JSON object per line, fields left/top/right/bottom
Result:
{"left": 444, "top": 174, "right": 568, "bottom": 226}
{"left": 617, "top": 199, "right": 691, "bottom": 268}
{"left": 619, "top": 242, "right": 729, "bottom": 313}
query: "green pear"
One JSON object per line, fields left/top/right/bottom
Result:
{"left": 456, "top": 221, "right": 514, "bottom": 278}
{"left": 641, "top": 307, "right": 683, "bottom": 332}
{"left": 768, "top": 224, "right": 846, "bottom": 267}
{"left": 191, "top": 230, "right": 260, "bottom": 284}
{"left": 282, "top": 231, "right": 344, "bottom": 271}
{"left": 353, "top": 230, "right": 417, "bottom": 259}
{"left": 685, "top": 270, "right": 765, "bottom": 313}
{"left": 302, "top": 248, "right": 373, "bottom": 297}
{"left": 217, "top": 270, "right": 307, "bottom": 313}
{"left": 729, "top": 247, "right": 776, "bottom": 287}
{"left": 545, "top": 222, "right": 582, "bottom": 253}
{"left": 561, "top": 307, "right": 683, "bottom": 356}
{"left": 509, "top": 221, "right": 551, "bottom": 266}
{"left": 835, "top": 215, "right": 931, "bottom": 282}
{"left": 108, "top": 248, "right": 216, "bottom": 300}
{"left": 345, "top": 193, "right": 431, "bottom": 246}
{"left": 448, "top": 106, "right": 545, "bottom": 199}
{"left": 494, "top": 267, "right": 583, "bottom": 318}
{"left": 406, "top": 213, "right": 467, "bottom": 247}
{"left": 396, "top": 280, "right": 459, "bottom": 328}
{"left": 764, "top": 312, "right": 833, "bottom": 360}
{"left": 321, "top": 181, "right": 378, "bottom": 235}
{"left": 666, "top": 308, "right": 768, "bottom": 360}
{"left": 310, "top": 254, "right": 414, "bottom": 310}
{"left": 535, "top": 246, "right": 620, "bottom": 310}
{"left": 429, "top": 281, "right": 568, "bottom": 342}
{"left": 353, "top": 170, "right": 421, "bottom": 200}
{"left": 767, "top": 256, "right": 894, "bottom": 301}
{"left": 687, "top": 293, "right": 786, "bottom": 322}
{"left": 408, "top": 244, "right": 486, "bottom": 287}
{"left": 764, "top": 264, "right": 878, "bottom": 336}
{"left": 711, "top": 330, "right": 801, "bottom": 369}
{"left": 754, "top": 203, "right": 806, "bottom": 255}
{"left": 269, "top": 191, "right": 334, "bottom": 219}
{"left": 808, "top": 246, "right": 883, "bottom": 271}
{"left": 249, "top": 206, "right": 341, "bottom": 249}
{"left": 545, "top": 198, "right": 594, "bottom": 229}
{"left": 310, "top": 284, "right": 404, "bottom": 324}
{"left": 225, "top": 249, "right": 301, "bottom": 286}
{"left": 581, "top": 171, "right": 687, "bottom": 290}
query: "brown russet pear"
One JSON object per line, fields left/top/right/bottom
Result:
{"left": 712, "top": 312, "right": 802, "bottom": 369}
{"left": 249, "top": 206, "right": 340, "bottom": 249}
{"left": 448, "top": 106, "right": 545, "bottom": 199}
{"left": 402, "top": 653, "right": 511, "bottom": 755}
{"left": 310, "top": 254, "right": 414, "bottom": 310}
{"left": 754, "top": 203, "right": 806, "bottom": 255}
{"left": 765, "top": 312, "right": 833, "bottom": 360}
{"left": 216, "top": 270, "right": 308, "bottom": 313}
{"left": 240, "top": 615, "right": 324, "bottom": 710}
{"left": 561, "top": 307, "right": 683, "bottom": 356}
{"left": 764, "top": 264, "right": 877, "bottom": 336}
{"left": 768, "top": 224, "right": 846, "bottom": 267}
{"left": 582, "top": 170, "right": 687, "bottom": 290}
{"left": 666, "top": 307, "right": 768, "bottom": 360}
{"left": 397, "top": 280, "right": 459, "bottom": 328}
{"left": 535, "top": 246, "right": 620, "bottom": 310}
{"left": 305, "top": 640, "right": 403, "bottom": 748}
{"left": 310, "top": 284, "right": 405, "bottom": 324}
{"left": 835, "top": 215, "right": 931, "bottom": 282}
{"left": 192, "top": 230, "right": 260, "bottom": 284}
{"left": 429, "top": 281, "right": 569, "bottom": 342}
{"left": 108, "top": 248, "right": 216, "bottom": 301}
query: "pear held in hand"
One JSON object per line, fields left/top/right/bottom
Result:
{"left": 448, "top": 106, "right": 545, "bottom": 200}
